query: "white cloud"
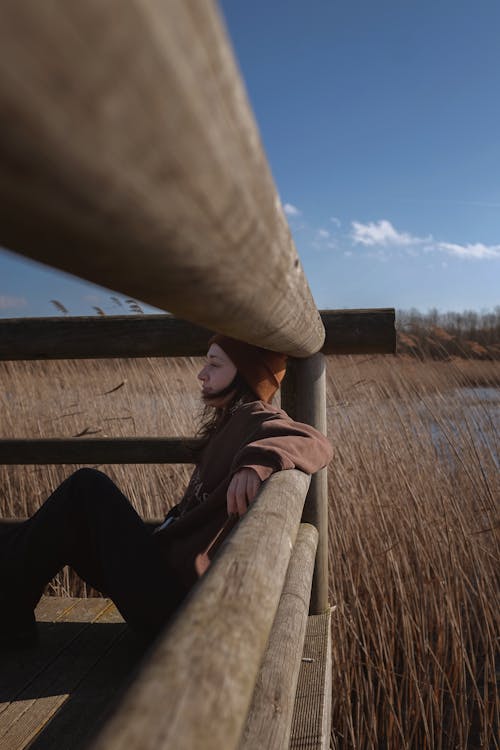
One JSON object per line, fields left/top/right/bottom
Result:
{"left": 283, "top": 203, "right": 301, "bottom": 217}
{"left": 350, "top": 218, "right": 500, "bottom": 261}
{"left": 434, "top": 241, "right": 500, "bottom": 259}
{"left": 0, "top": 294, "right": 27, "bottom": 310}
{"left": 351, "top": 219, "right": 423, "bottom": 247}
{"left": 330, "top": 216, "right": 341, "bottom": 227}
{"left": 317, "top": 229, "right": 330, "bottom": 239}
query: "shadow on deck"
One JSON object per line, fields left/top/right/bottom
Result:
{"left": 0, "top": 597, "right": 148, "bottom": 750}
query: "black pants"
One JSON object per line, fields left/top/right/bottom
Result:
{"left": 0, "top": 468, "right": 186, "bottom": 638}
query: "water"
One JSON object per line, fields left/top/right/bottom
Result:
{"left": 424, "top": 386, "right": 499, "bottom": 470}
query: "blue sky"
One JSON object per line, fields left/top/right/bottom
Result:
{"left": 1, "top": 0, "right": 499, "bottom": 317}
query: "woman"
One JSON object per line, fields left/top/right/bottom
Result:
{"left": 1, "top": 336, "right": 332, "bottom": 647}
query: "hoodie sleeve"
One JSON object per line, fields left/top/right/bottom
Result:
{"left": 230, "top": 412, "right": 333, "bottom": 481}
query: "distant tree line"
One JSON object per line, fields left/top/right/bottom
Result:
{"left": 396, "top": 307, "right": 500, "bottom": 359}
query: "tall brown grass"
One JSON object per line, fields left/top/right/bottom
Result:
{"left": 325, "top": 356, "right": 498, "bottom": 749}
{"left": 0, "top": 354, "right": 498, "bottom": 749}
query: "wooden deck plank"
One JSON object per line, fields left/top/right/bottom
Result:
{"left": 0, "top": 597, "right": 125, "bottom": 750}
{"left": 34, "top": 597, "right": 79, "bottom": 622}
{"left": 290, "top": 609, "right": 332, "bottom": 750}
{"left": 29, "top": 626, "right": 147, "bottom": 749}
{"left": 52, "top": 597, "right": 114, "bottom": 623}
{"left": 0, "top": 598, "right": 90, "bottom": 707}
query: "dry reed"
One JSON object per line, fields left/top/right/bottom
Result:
{"left": 0, "top": 354, "right": 498, "bottom": 748}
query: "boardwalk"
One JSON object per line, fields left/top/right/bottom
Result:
{"left": 1, "top": 596, "right": 332, "bottom": 750}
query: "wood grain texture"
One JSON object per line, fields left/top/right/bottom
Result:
{"left": 0, "top": 599, "right": 83, "bottom": 708}
{"left": 0, "top": 598, "right": 121, "bottom": 750}
{"left": 89, "top": 470, "right": 310, "bottom": 750}
{"left": 290, "top": 609, "right": 332, "bottom": 750}
{"left": 0, "top": 1, "right": 323, "bottom": 357}
{"left": 1, "top": 596, "right": 145, "bottom": 750}
{"left": 0, "top": 310, "right": 395, "bottom": 361}
{"left": 282, "top": 354, "right": 330, "bottom": 614}
{"left": 239, "top": 523, "right": 318, "bottom": 750}
{"left": 0, "top": 437, "right": 198, "bottom": 465}
{"left": 28, "top": 628, "right": 145, "bottom": 750}
{"left": 28, "top": 603, "right": 150, "bottom": 750}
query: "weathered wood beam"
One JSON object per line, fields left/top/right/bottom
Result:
{"left": 89, "top": 470, "right": 311, "bottom": 750}
{"left": 0, "top": 438, "right": 198, "bottom": 465}
{"left": 290, "top": 609, "right": 333, "bottom": 749}
{"left": 240, "top": 523, "right": 318, "bottom": 750}
{"left": 0, "top": 0, "right": 323, "bottom": 357}
{"left": 0, "top": 309, "right": 395, "bottom": 360}
{"left": 0, "top": 315, "right": 210, "bottom": 360}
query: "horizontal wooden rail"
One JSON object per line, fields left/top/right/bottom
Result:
{"left": 322, "top": 307, "right": 395, "bottom": 354}
{"left": 0, "top": 438, "right": 199, "bottom": 465}
{"left": 89, "top": 470, "right": 311, "bottom": 750}
{"left": 0, "top": 0, "right": 323, "bottom": 357}
{"left": 0, "top": 309, "right": 395, "bottom": 360}
{"left": 240, "top": 523, "right": 318, "bottom": 750}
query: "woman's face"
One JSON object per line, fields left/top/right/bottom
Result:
{"left": 198, "top": 343, "right": 237, "bottom": 405}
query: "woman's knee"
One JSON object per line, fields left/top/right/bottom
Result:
{"left": 68, "top": 467, "right": 109, "bottom": 494}
{"left": 64, "top": 467, "right": 119, "bottom": 508}
{"left": 68, "top": 468, "right": 132, "bottom": 513}
{"left": 71, "top": 467, "right": 106, "bottom": 480}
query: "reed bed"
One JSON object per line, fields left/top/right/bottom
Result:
{"left": 326, "top": 355, "right": 498, "bottom": 749}
{"left": 0, "top": 354, "right": 498, "bottom": 749}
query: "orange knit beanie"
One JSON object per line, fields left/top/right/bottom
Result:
{"left": 209, "top": 335, "right": 287, "bottom": 402}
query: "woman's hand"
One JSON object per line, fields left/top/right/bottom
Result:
{"left": 227, "top": 468, "right": 262, "bottom": 516}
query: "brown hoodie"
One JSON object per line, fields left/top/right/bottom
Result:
{"left": 153, "top": 400, "right": 333, "bottom": 593}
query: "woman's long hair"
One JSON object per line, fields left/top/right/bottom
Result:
{"left": 193, "top": 373, "right": 257, "bottom": 459}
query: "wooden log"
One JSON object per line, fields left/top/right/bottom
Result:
{"left": 0, "top": 1, "right": 323, "bottom": 357}
{"left": 0, "top": 315, "right": 212, "bottom": 360}
{"left": 0, "top": 309, "right": 395, "bottom": 361}
{"left": 89, "top": 470, "right": 311, "bottom": 750}
{"left": 0, "top": 438, "right": 199, "bottom": 465}
{"left": 281, "top": 353, "right": 329, "bottom": 615}
{"left": 240, "top": 523, "right": 318, "bottom": 750}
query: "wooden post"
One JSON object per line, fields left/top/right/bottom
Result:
{"left": 281, "top": 353, "right": 329, "bottom": 614}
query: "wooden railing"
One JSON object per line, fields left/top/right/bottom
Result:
{"left": 0, "top": 314, "right": 334, "bottom": 748}
{"left": 0, "top": 0, "right": 324, "bottom": 357}
{"left": 1, "top": 310, "right": 395, "bottom": 617}
{"left": 0, "top": 0, "right": 396, "bottom": 745}
{"left": 0, "top": 309, "right": 395, "bottom": 360}
{"left": 91, "top": 470, "right": 313, "bottom": 750}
